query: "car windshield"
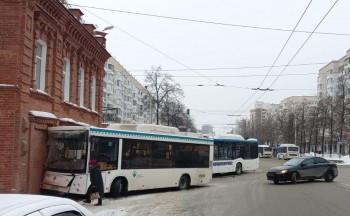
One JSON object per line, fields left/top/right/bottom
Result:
{"left": 283, "top": 158, "right": 305, "bottom": 166}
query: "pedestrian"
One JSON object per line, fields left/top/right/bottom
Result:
{"left": 83, "top": 159, "right": 104, "bottom": 206}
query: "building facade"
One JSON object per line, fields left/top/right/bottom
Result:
{"left": 0, "top": 0, "right": 110, "bottom": 193}
{"left": 103, "top": 57, "right": 155, "bottom": 125}
{"left": 250, "top": 101, "right": 280, "bottom": 127}
{"left": 317, "top": 50, "right": 350, "bottom": 99}
{"left": 201, "top": 124, "right": 213, "bottom": 134}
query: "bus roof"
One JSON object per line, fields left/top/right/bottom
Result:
{"left": 258, "top": 145, "right": 270, "bottom": 147}
{"left": 214, "top": 134, "right": 244, "bottom": 140}
{"left": 48, "top": 125, "right": 213, "bottom": 145}
{"left": 107, "top": 124, "right": 180, "bottom": 135}
{"left": 279, "top": 144, "right": 297, "bottom": 147}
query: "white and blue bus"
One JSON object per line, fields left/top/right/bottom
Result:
{"left": 41, "top": 124, "right": 213, "bottom": 197}
{"left": 276, "top": 144, "right": 299, "bottom": 160}
{"left": 258, "top": 145, "right": 273, "bottom": 158}
{"left": 213, "top": 134, "right": 259, "bottom": 175}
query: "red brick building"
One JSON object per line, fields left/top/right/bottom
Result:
{"left": 0, "top": 0, "right": 110, "bottom": 193}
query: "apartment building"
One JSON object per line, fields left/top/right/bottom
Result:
{"left": 250, "top": 101, "right": 280, "bottom": 126}
{"left": 318, "top": 50, "right": 350, "bottom": 98}
{"left": 280, "top": 96, "right": 318, "bottom": 109}
{"left": 0, "top": 1, "right": 110, "bottom": 193}
{"left": 103, "top": 57, "right": 155, "bottom": 125}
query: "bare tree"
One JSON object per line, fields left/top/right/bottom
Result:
{"left": 145, "top": 66, "right": 184, "bottom": 125}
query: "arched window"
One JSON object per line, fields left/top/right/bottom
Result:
{"left": 62, "top": 58, "right": 70, "bottom": 101}
{"left": 78, "top": 68, "right": 84, "bottom": 107}
{"left": 34, "top": 39, "right": 47, "bottom": 91}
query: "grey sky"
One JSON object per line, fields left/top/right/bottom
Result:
{"left": 68, "top": 0, "right": 349, "bottom": 134}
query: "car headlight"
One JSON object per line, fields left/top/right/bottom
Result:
{"left": 278, "top": 170, "right": 288, "bottom": 174}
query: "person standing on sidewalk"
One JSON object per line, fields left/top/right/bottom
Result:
{"left": 83, "top": 160, "right": 104, "bottom": 206}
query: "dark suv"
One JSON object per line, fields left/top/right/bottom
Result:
{"left": 266, "top": 156, "right": 338, "bottom": 184}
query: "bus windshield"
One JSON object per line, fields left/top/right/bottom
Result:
{"left": 264, "top": 147, "right": 272, "bottom": 151}
{"left": 288, "top": 147, "right": 299, "bottom": 152}
{"left": 46, "top": 130, "right": 88, "bottom": 173}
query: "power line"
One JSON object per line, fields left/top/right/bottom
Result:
{"left": 66, "top": 3, "right": 350, "bottom": 37}
{"left": 68, "top": 0, "right": 221, "bottom": 86}
{"left": 268, "top": 0, "right": 339, "bottom": 89}
{"left": 131, "top": 72, "right": 318, "bottom": 78}
{"left": 240, "top": 0, "right": 339, "bottom": 117}
{"left": 181, "top": 84, "right": 316, "bottom": 91}
{"left": 230, "top": 0, "right": 313, "bottom": 122}
{"left": 127, "top": 62, "right": 328, "bottom": 72}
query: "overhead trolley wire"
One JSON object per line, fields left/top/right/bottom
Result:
{"left": 229, "top": 0, "right": 314, "bottom": 122}
{"left": 67, "top": 0, "right": 222, "bottom": 86}
{"left": 66, "top": 3, "right": 350, "bottom": 37}
{"left": 239, "top": 0, "right": 339, "bottom": 117}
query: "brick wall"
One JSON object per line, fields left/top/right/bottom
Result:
{"left": 0, "top": 0, "right": 109, "bottom": 193}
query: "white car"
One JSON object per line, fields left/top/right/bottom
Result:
{"left": 0, "top": 194, "right": 93, "bottom": 216}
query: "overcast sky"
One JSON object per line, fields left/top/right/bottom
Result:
{"left": 67, "top": 0, "right": 350, "bottom": 134}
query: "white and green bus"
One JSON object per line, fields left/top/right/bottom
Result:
{"left": 41, "top": 124, "right": 213, "bottom": 197}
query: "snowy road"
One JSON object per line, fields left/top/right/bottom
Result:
{"left": 79, "top": 159, "right": 350, "bottom": 216}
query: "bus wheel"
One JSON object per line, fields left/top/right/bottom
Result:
{"left": 235, "top": 163, "right": 242, "bottom": 175}
{"left": 110, "top": 179, "right": 121, "bottom": 198}
{"left": 178, "top": 175, "right": 190, "bottom": 190}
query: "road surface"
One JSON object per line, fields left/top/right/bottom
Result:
{"left": 83, "top": 158, "right": 350, "bottom": 216}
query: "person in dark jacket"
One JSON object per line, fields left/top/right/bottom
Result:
{"left": 83, "top": 160, "right": 104, "bottom": 206}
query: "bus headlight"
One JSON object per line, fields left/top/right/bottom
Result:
{"left": 278, "top": 170, "right": 288, "bottom": 174}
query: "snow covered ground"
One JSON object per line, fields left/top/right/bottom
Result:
{"left": 81, "top": 154, "right": 350, "bottom": 215}
{"left": 302, "top": 153, "right": 350, "bottom": 165}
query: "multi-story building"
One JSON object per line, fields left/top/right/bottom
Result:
{"left": 317, "top": 50, "right": 350, "bottom": 154}
{"left": 0, "top": 1, "right": 110, "bottom": 193}
{"left": 201, "top": 124, "right": 213, "bottom": 134}
{"left": 103, "top": 57, "right": 155, "bottom": 125}
{"left": 280, "top": 96, "right": 318, "bottom": 109}
{"left": 250, "top": 101, "right": 280, "bottom": 126}
{"left": 318, "top": 50, "right": 350, "bottom": 98}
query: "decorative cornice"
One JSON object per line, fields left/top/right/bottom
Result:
{"left": 29, "top": 88, "right": 54, "bottom": 102}
{"left": 35, "top": 0, "right": 110, "bottom": 64}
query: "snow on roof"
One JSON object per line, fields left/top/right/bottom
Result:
{"left": 29, "top": 111, "right": 57, "bottom": 119}
{"left": 60, "top": 118, "right": 77, "bottom": 123}
{"left": 0, "top": 84, "right": 18, "bottom": 87}
{"left": 76, "top": 122, "right": 90, "bottom": 126}
{"left": 60, "top": 118, "right": 90, "bottom": 126}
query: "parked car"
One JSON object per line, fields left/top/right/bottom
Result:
{"left": 0, "top": 194, "right": 93, "bottom": 216}
{"left": 266, "top": 156, "right": 338, "bottom": 184}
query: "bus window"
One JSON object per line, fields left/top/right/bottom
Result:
{"left": 173, "top": 143, "right": 193, "bottom": 168}
{"left": 131, "top": 140, "right": 152, "bottom": 169}
{"left": 193, "top": 145, "right": 210, "bottom": 167}
{"left": 152, "top": 142, "right": 173, "bottom": 168}
{"left": 90, "top": 137, "right": 119, "bottom": 170}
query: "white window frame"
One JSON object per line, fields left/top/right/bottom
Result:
{"left": 78, "top": 68, "right": 84, "bottom": 107}
{"left": 35, "top": 39, "right": 47, "bottom": 91}
{"left": 90, "top": 76, "right": 96, "bottom": 111}
{"left": 62, "top": 58, "right": 70, "bottom": 102}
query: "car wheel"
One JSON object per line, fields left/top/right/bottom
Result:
{"left": 291, "top": 172, "right": 298, "bottom": 184}
{"left": 324, "top": 171, "right": 334, "bottom": 182}
{"left": 273, "top": 180, "right": 279, "bottom": 184}
{"left": 235, "top": 163, "right": 242, "bottom": 175}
